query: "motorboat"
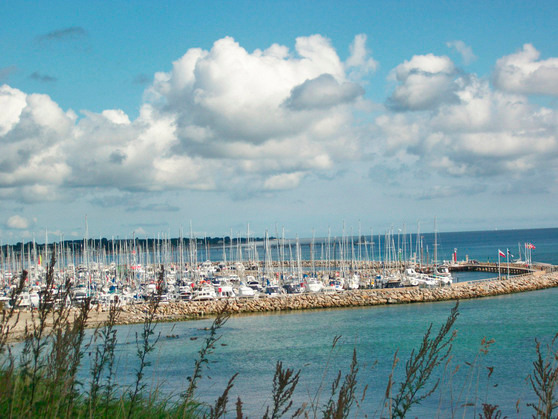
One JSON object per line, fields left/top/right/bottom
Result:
{"left": 433, "top": 265, "right": 453, "bottom": 285}
{"left": 283, "top": 282, "right": 304, "bottom": 294}
{"left": 344, "top": 274, "right": 360, "bottom": 290}
{"left": 235, "top": 283, "right": 256, "bottom": 298}
{"left": 305, "top": 278, "right": 324, "bottom": 293}
{"left": 247, "top": 280, "right": 264, "bottom": 293}
{"left": 215, "top": 282, "right": 236, "bottom": 298}
{"left": 326, "top": 279, "right": 344, "bottom": 292}
{"left": 192, "top": 286, "right": 216, "bottom": 301}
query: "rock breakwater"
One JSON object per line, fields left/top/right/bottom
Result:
{"left": 118, "top": 272, "right": 558, "bottom": 325}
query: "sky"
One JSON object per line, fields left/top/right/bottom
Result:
{"left": 1, "top": 0, "right": 558, "bottom": 243}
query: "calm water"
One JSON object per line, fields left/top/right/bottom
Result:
{"left": 106, "top": 288, "right": 557, "bottom": 417}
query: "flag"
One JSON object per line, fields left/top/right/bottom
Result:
{"left": 498, "top": 249, "right": 505, "bottom": 257}
{"left": 507, "top": 249, "right": 514, "bottom": 258}
{"left": 528, "top": 243, "right": 536, "bottom": 249}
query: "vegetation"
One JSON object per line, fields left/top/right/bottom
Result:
{"left": 0, "top": 258, "right": 557, "bottom": 418}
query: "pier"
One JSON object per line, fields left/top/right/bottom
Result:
{"left": 449, "top": 262, "right": 534, "bottom": 275}
{"left": 242, "top": 260, "right": 542, "bottom": 277}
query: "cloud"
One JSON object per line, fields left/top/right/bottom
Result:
{"left": 493, "top": 44, "right": 558, "bottom": 96}
{"left": 144, "top": 34, "right": 373, "bottom": 191}
{"left": 132, "top": 226, "right": 148, "bottom": 236}
{"left": 387, "top": 54, "right": 460, "bottom": 111}
{"left": 263, "top": 172, "right": 305, "bottom": 190}
{"left": 3, "top": 36, "right": 558, "bottom": 211}
{"left": 36, "top": 27, "right": 88, "bottom": 43}
{"left": 345, "top": 34, "right": 379, "bottom": 79}
{"left": 0, "top": 35, "right": 377, "bottom": 205}
{"left": 284, "top": 73, "right": 364, "bottom": 110}
{"left": 0, "top": 84, "right": 27, "bottom": 136}
{"left": 29, "top": 72, "right": 57, "bottom": 83}
{"left": 0, "top": 85, "right": 75, "bottom": 201}
{"left": 378, "top": 67, "right": 558, "bottom": 183}
{"left": 0, "top": 66, "right": 17, "bottom": 82}
{"left": 148, "top": 35, "right": 367, "bottom": 141}
{"left": 6, "top": 215, "right": 30, "bottom": 229}
{"left": 126, "top": 203, "right": 180, "bottom": 212}
{"left": 446, "top": 40, "right": 476, "bottom": 65}
{"left": 396, "top": 184, "right": 486, "bottom": 200}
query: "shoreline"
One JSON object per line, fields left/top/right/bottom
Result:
{"left": 4, "top": 271, "right": 558, "bottom": 342}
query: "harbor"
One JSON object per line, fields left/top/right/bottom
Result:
{"left": 0, "top": 226, "right": 551, "bottom": 312}
{"left": 3, "top": 265, "right": 558, "bottom": 343}
{"left": 2, "top": 227, "right": 557, "bottom": 417}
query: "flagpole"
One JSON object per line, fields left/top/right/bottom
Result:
{"left": 498, "top": 251, "right": 501, "bottom": 280}
{"left": 506, "top": 248, "right": 510, "bottom": 279}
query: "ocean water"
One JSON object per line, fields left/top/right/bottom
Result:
{"left": 105, "top": 288, "right": 558, "bottom": 417}
{"left": 84, "top": 228, "right": 558, "bottom": 417}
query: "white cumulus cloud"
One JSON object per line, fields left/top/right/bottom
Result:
{"left": 378, "top": 69, "right": 558, "bottom": 181}
{"left": 0, "top": 34, "right": 376, "bottom": 203}
{"left": 493, "top": 44, "right": 558, "bottom": 96}
{"left": 346, "top": 34, "right": 379, "bottom": 78}
{"left": 0, "top": 84, "right": 27, "bottom": 136}
{"left": 387, "top": 54, "right": 460, "bottom": 111}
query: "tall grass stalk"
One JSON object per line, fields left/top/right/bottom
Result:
{"left": 528, "top": 333, "right": 558, "bottom": 418}
{"left": 321, "top": 347, "right": 362, "bottom": 418}
{"left": 127, "top": 265, "right": 164, "bottom": 418}
{"left": 455, "top": 336, "right": 495, "bottom": 418}
{"left": 262, "top": 361, "right": 302, "bottom": 419}
{"left": 87, "top": 299, "right": 120, "bottom": 417}
{"left": 390, "top": 301, "right": 459, "bottom": 418}
{"left": 0, "top": 255, "right": 93, "bottom": 417}
{"left": 180, "top": 304, "right": 232, "bottom": 416}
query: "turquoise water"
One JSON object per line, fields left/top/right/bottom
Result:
{"left": 83, "top": 227, "right": 558, "bottom": 416}
{"left": 7, "top": 227, "right": 557, "bottom": 416}
{"left": 102, "top": 286, "right": 558, "bottom": 417}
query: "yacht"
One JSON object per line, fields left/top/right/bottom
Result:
{"left": 192, "top": 286, "right": 216, "bottom": 301}
{"left": 235, "top": 283, "right": 256, "bottom": 298}
{"left": 305, "top": 278, "right": 324, "bottom": 293}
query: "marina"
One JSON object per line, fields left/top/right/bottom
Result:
{"left": 0, "top": 225, "right": 551, "bottom": 310}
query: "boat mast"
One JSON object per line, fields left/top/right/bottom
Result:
{"left": 434, "top": 216, "right": 438, "bottom": 269}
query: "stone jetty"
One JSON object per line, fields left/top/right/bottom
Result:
{"left": 117, "top": 271, "right": 558, "bottom": 325}
{"left": 5, "top": 272, "right": 558, "bottom": 342}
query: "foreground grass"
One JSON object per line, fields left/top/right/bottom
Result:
{"left": 1, "top": 258, "right": 557, "bottom": 418}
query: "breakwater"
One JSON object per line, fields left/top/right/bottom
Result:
{"left": 5, "top": 272, "right": 558, "bottom": 342}
{"left": 118, "top": 271, "right": 558, "bottom": 324}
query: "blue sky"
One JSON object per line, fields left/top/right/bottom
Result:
{"left": 1, "top": 0, "right": 558, "bottom": 243}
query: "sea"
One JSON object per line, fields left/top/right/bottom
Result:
{"left": 22, "top": 228, "right": 558, "bottom": 416}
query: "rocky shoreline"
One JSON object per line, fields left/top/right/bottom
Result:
{"left": 118, "top": 271, "right": 558, "bottom": 324}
